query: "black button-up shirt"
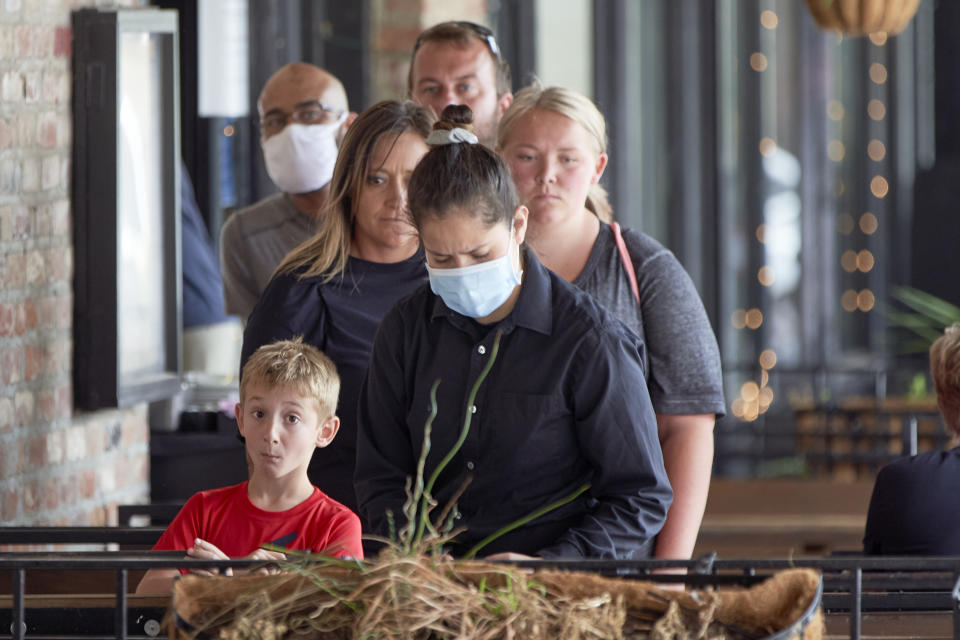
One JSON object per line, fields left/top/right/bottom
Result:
{"left": 355, "top": 249, "right": 672, "bottom": 559}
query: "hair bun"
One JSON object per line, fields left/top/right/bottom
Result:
{"left": 434, "top": 104, "right": 474, "bottom": 132}
{"left": 426, "top": 105, "right": 478, "bottom": 146}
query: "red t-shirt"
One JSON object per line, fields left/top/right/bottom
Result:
{"left": 153, "top": 482, "right": 363, "bottom": 561}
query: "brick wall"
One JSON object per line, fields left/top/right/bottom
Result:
{"left": 369, "top": 0, "right": 489, "bottom": 103}
{"left": 0, "top": 0, "right": 148, "bottom": 534}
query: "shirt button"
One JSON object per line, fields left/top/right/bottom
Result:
{"left": 466, "top": 461, "right": 475, "bottom": 470}
{"left": 478, "top": 345, "right": 486, "bottom": 355}
{"left": 471, "top": 405, "right": 477, "bottom": 414}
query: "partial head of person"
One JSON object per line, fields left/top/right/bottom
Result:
{"left": 407, "top": 104, "right": 527, "bottom": 324}
{"left": 258, "top": 62, "right": 355, "bottom": 195}
{"left": 931, "top": 323, "right": 960, "bottom": 442}
{"left": 278, "top": 100, "right": 434, "bottom": 280}
{"left": 237, "top": 337, "right": 342, "bottom": 475}
{"left": 408, "top": 21, "right": 513, "bottom": 148}
{"left": 497, "top": 83, "right": 611, "bottom": 228}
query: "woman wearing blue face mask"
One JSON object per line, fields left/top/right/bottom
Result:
{"left": 354, "top": 105, "right": 672, "bottom": 560}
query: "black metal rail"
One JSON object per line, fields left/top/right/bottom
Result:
{"left": 5, "top": 551, "right": 960, "bottom": 639}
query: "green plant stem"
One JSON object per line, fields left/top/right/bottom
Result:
{"left": 463, "top": 482, "right": 592, "bottom": 560}
{"left": 413, "top": 331, "right": 502, "bottom": 547}
{"left": 402, "top": 379, "right": 441, "bottom": 551}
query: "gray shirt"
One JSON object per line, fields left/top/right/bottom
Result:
{"left": 573, "top": 222, "right": 725, "bottom": 416}
{"left": 219, "top": 193, "right": 319, "bottom": 322}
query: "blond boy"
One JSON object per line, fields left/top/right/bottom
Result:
{"left": 137, "top": 338, "right": 362, "bottom": 593}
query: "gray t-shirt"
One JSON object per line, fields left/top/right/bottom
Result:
{"left": 219, "top": 192, "right": 319, "bottom": 322}
{"left": 573, "top": 223, "right": 725, "bottom": 416}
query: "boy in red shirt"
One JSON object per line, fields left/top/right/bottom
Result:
{"left": 137, "top": 337, "right": 362, "bottom": 593}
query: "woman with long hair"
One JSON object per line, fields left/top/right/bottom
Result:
{"left": 241, "top": 100, "right": 434, "bottom": 516}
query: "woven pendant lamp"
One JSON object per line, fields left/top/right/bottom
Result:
{"left": 804, "top": 0, "right": 921, "bottom": 36}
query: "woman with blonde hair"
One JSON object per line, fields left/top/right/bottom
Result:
{"left": 864, "top": 323, "right": 960, "bottom": 554}
{"left": 241, "top": 100, "right": 434, "bottom": 516}
{"left": 497, "top": 84, "right": 724, "bottom": 561}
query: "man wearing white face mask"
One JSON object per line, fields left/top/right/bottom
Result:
{"left": 220, "top": 63, "right": 355, "bottom": 322}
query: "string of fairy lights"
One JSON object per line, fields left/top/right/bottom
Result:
{"left": 730, "top": 8, "right": 889, "bottom": 423}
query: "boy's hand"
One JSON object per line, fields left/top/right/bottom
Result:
{"left": 186, "top": 538, "right": 233, "bottom": 577}
{"left": 243, "top": 548, "right": 287, "bottom": 575}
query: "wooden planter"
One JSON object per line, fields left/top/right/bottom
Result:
{"left": 169, "top": 561, "right": 823, "bottom": 639}
{"left": 804, "top": 0, "right": 922, "bottom": 36}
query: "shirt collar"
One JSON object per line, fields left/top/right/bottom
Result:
{"left": 429, "top": 246, "right": 553, "bottom": 336}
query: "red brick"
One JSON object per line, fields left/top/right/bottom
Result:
{"left": 376, "top": 25, "right": 421, "bottom": 53}
{"left": 24, "top": 344, "right": 42, "bottom": 380}
{"left": 13, "top": 299, "right": 26, "bottom": 334}
{"left": 60, "top": 472, "right": 78, "bottom": 505}
{"left": 37, "top": 114, "right": 56, "bottom": 148}
{"left": 41, "top": 70, "right": 58, "bottom": 103}
{"left": 88, "top": 506, "right": 106, "bottom": 526}
{"left": 0, "top": 119, "right": 12, "bottom": 149}
{"left": 22, "top": 300, "right": 36, "bottom": 330}
{"left": 41, "top": 155, "right": 58, "bottom": 190}
{"left": 14, "top": 26, "right": 30, "bottom": 58}
{"left": 34, "top": 203, "right": 51, "bottom": 234}
{"left": 22, "top": 480, "right": 39, "bottom": 513}
{"left": 5, "top": 252, "right": 25, "bottom": 287}
{"left": 15, "top": 390, "right": 34, "bottom": 427}
{"left": 42, "top": 481, "right": 59, "bottom": 511}
{"left": 43, "top": 338, "right": 69, "bottom": 376}
{"left": 86, "top": 422, "right": 104, "bottom": 455}
{"left": 34, "top": 296, "right": 54, "bottom": 329}
{"left": 55, "top": 384, "right": 71, "bottom": 418}
{"left": 0, "top": 304, "right": 14, "bottom": 336}
{"left": 56, "top": 114, "right": 70, "bottom": 147}
{"left": 0, "top": 396, "right": 12, "bottom": 431}
{"left": 0, "top": 444, "right": 14, "bottom": 478}
{"left": 28, "top": 434, "right": 45, "bottom": 466}
{"left": 16, "top": 113, "right": 35, "bottom": 145}
{"left": 25, "top": 249, "right": 44, "bottom": 285}
{"left": 23, "top": 70, "right": 40, "bottom": 102}
{"left": 0, "top": 25, "right": 11, "bottom": 60}
{"left": 51, "top": 200, "right": 68, "bottom": 236}
{"left": 12, "top": 204, "right": 29, "bottom": 238}
{"left": 44, "top": 247, "right": 68, "bottom": 281}
{"left": 54, "top": 26, "right": 70, "bottom": 58}
{"left": 80, "top": 468, "right": 96, "bottom": 499}
{"left": 36, "top": 389, "right": 55, "bottom": 422}
{"left": 1, "top": 487, "right": 16, "bottom": 522}
{"left": 385, "top": 0, "right": 422, "bottom": 13}
{"left": 56, "top": 295, "right": 71, "bottom": 329}
{"left": 2, "top": 347, "right": 22, "bottom": 384}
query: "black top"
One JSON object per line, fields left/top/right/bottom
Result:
{"left": 354, "top": 248, "right": 672, "bottom": 559}
{"left": 864, "top": 447, "right": 960, "bottom": 555}
{"left": 241, "top": 252, "right": 428, "bottom": 513}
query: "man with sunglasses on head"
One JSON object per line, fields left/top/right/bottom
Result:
{"left": 408, "top": 21, "right": 512, "bottom": 148}
{"left": 220, "top": 63, "right": 356, "bottom": 323}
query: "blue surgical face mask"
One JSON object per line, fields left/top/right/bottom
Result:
{"left": 427, "top": 238, "right": 522, "bottom": 318}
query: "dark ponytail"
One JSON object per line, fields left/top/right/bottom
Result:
{"left": 407, "top": 105, "right": 518, "bottom": 230}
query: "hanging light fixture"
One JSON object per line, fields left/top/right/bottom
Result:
{"left": 804, "top": 0, "right": 921, "bottom": 36}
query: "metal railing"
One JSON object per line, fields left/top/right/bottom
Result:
{"left": 5, "top": 545, "right": 960, "bottom": 639}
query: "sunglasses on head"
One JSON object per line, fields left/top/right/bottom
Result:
{"left": 413, "top": 21, "right": 503, "bottom": 65}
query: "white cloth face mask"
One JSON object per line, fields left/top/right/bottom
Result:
{"left": 261, "top": 113, "right": 346, "bottom": 194}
